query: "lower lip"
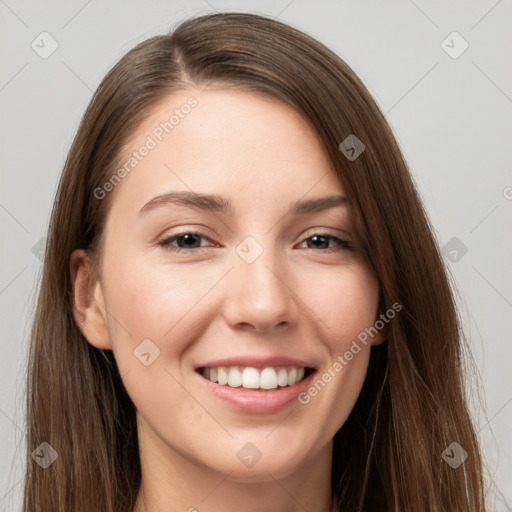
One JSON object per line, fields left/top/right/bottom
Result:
{"left": 196, "top": 370, "right": 316, "bottom": 414}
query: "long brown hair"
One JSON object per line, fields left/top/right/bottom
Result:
{"left": 23, "top": 12, "right": 488, "bottom": 511}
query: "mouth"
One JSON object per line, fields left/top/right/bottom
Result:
{"left": 195, "top": 365, "right": 316, "bottom": 391}
{"left": 195, "top": 364, "right": 318, "bottom": 414}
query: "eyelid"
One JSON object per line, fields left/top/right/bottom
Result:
{"left": 156, "top": 224, "right": 217, "bottom": 242}
{"left": 301, "top": 226, "right": 353, "bottom": 241}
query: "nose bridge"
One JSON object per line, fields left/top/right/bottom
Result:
{"left": 223, "top": 234, "right": 297, "bottom": 330}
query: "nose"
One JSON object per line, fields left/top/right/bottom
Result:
{"left": 222, "top": 244, "right": 299, "bottom": 332}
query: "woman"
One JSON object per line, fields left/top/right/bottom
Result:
{"left": 24, "top": 11, "right": 488, "bottom": 512}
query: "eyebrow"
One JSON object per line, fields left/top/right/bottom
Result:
{"left": 138, "top": 190, "right": 348, "bottom": 216}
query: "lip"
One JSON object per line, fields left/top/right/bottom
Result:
{"left": 194, "top": 355, "right": 317, "bottom": 370}
{"left": 195, "top": 367, "right": 317, "bottom": 414}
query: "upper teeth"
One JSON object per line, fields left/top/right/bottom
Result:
{"left": 202, "top": 366, "right": 306, "bottom": 390}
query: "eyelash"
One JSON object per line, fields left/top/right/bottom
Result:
{"left": 157, "top": 231, "right": 354, "bottom": 253}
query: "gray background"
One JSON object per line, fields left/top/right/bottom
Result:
{"left": 1, "top": 0, "right": 511, "bottom": 510}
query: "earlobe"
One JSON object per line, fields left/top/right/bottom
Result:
{"left": 369, "top": 311, "right": 390, "bottom": 346}
{"left": 70, "top": 249, "right": 112, "bottom": 350}
{"left": 370, "top": 329, "right": 387, "bottom": 346}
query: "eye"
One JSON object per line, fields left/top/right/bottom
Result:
{"left": 158, "top": 231, "right": 353, "bottom": 253}
{"left": 158, "top": 232, "right": 216, "bottom": 253}
{"left": 296, "top": 233, "right": 354, "bottom": 252}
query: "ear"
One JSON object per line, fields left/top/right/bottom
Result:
{"left": 369, "top": 310, "right": 389, "bottom": 346}
{"left": 370, "top": 329, "right": 387, "bottom": 346}
{"left": 70, "top": 249, "right": 112, "bottom": 350}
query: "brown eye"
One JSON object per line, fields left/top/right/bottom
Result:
{"left": 298, "top": 233, "right": 354, "bottom": 251}
{"left": 158, "top": 232, "right": 214, "bottom": 253}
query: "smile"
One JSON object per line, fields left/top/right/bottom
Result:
{"left": 195, "top": 364, "right": 318, "bottom": 414}
{"left": 197, "top": 365, "right": 312, "bottom": 391}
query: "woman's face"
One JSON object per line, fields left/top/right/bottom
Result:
{"left": 74, "top": 87, "right": 383, "bottom": 482}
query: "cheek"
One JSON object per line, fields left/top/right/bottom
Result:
{"left": 99, "top": 255, "right": 206, "bottom": 412}
{"left": 311, "top": 265, "right": 380, "bottom": 343}
{"left": 101, "top": 252, "right": 220, "bottom": 352}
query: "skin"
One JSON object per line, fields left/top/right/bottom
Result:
{"left": 71, "top": 87, "right": 385, "bottom": 512}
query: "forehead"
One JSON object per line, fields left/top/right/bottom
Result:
{"left": 108, "top": 87, "right": 344, "bottom": 214}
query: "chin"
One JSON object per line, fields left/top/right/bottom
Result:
{"left": 204, "top": 449, "right": 305, "bottom": 484}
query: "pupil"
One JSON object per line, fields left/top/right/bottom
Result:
{"left": 181, "top": 234, "right": 199, "bottom": 248}
{"left": 311, "top": 235, "right": 327, "bottom": 249}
